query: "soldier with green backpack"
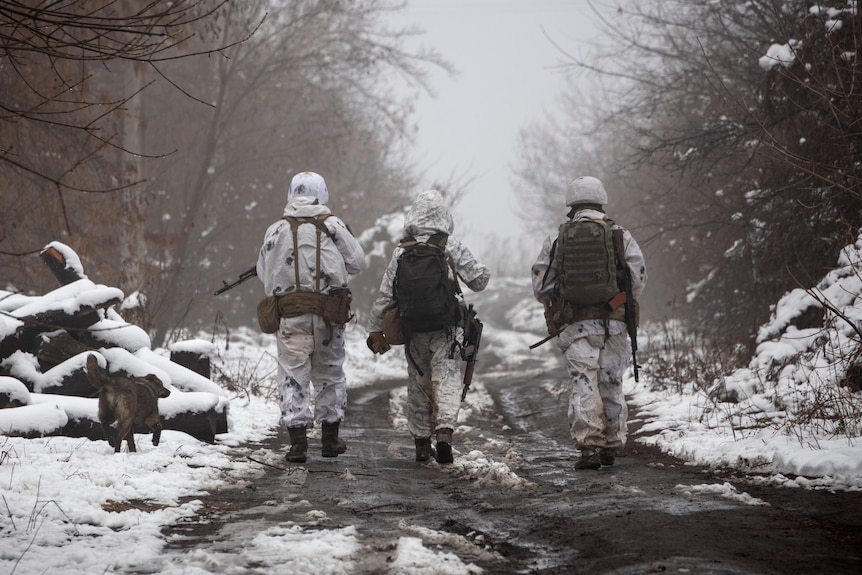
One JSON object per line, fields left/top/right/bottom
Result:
{"left": 366, "top": 189, "right": 490, "bottom": 465}
{"left": 531, "top": 176, "right": 647, "bottom": 470}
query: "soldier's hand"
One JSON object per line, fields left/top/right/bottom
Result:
{"left": 366, "top": 331, "right": 390, "bottom": 354}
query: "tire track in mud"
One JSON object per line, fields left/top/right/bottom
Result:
{"left": 157, "top": 365, "right": 862, "bottom": 574}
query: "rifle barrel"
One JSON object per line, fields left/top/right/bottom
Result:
{"left": 214, "top": 266, "right": 258, "bottom": 296}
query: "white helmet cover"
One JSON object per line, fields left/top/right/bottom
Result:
{"left": 288, "top": 171, "right": 329, "bottom": 205}
{"left": 566, "top": 176, "right": 608, "bottom": 207}
{"left": 404, "top": 189, "right": 454, "bottom": 237}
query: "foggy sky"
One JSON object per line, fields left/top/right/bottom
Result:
{"left": 390, "top": 0, "right": 602, "bottom": 252}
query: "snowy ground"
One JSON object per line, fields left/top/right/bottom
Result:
{"left": 2, "top": 270, "right": 862, "bottom": 574}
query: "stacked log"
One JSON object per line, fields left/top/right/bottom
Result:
{"left": 0, "top": 241, "right": 229, "bottom": 447}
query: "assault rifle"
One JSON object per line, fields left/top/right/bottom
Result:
{"left": 214, "top": 266, "right": 257, "bottom": 296}
{"left": 612, "top": 230, "right": 640, "bottom": 382}
{"left": 460, "top": 303, "right": 484, "bottom": 401}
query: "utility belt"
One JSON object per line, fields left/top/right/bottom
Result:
{"left": 544, "top": 295, "right": 639, "bottom": 336}
{"left": 257, "top": 288, "right": 353, "bottom": 334}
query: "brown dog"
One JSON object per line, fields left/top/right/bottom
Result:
{"left": 85, "top": 355, "right": 171, "bottom": 452}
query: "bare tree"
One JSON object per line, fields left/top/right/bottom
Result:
{"left": 516, "top": 0, "right": 862, "bottom": 352}
{"left": 1, "top": 1, "right": 450, "bottom": 344}
{"left": 0, "top": 0, "right": 238, "bottom": 191}
{"left": 0, "top": 0, "right": 250, "bottom": 304}
{"left": 126, "top": 0, "right": 450, "bottom": 343}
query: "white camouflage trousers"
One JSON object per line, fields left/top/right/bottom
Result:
{"left": 404, "top": 329, "right": 463, "bottom": 439}
{"left": 275, "top": 314, "right": 347, "bottom": 429}
{"left": 562, "top": 331, "right": 630, "bottom": 451}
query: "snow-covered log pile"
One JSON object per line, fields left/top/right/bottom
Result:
{"left": 0, "top": 242, "right": 229, "bottom": 446}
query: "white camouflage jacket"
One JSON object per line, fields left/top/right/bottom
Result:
{"left": 257, "top": 196, "right": 364, "bottom": 296}
{"left": 366, "top": 190, "right": 490, "bottom": 333}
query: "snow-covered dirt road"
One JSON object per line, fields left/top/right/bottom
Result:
{"left": 154, "top": 280, "right": 862, "bottom": 574}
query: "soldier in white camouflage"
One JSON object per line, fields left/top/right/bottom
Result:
{"left": 532, "top": 176, "right": 647, "bottom": 470}
{"left": 257, "top": 171, "right": 365, "bottom": 463}
{"left": 366, "top": 190, "right": 490, "bottom": 464}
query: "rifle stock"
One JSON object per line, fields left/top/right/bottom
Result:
{"left": 214, "top": 266, "right": 258, "bottom": 296}
{"left": 624, "top": 273, "right": 639, "bottom": 382}
{"left": 612, "top": 230, "right": 640, "bottom": 382}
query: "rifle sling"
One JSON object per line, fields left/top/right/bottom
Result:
{"left": 611, "top": 228, "right": 627, "bottom": 275}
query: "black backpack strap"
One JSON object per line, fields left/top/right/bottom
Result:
{"left": 427, "top": 233, "right": 462, "bottom": 294}
{"left": 397, "top": 234, "right": 418, "bottom": 249}
{"left": 428, "top": 232, "right": 449, "bottom": 249}
{"left": 539, "top": 237, "right": 558, "bottom": 292}
{"left": 399, "top": 232, "right": 447, "bottom": 251}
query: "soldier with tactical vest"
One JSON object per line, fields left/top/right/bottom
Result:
{"left": 256, "top": 171, "right": 365, "bottom": 463}
{"left": 531, "top": 176, "right": 647, "bottom": 470}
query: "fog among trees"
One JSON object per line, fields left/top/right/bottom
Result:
{"left": 516, "top": 0, "right": 861, "bottom": 359}
{"left": 2, "top": 0, "right": 859, "bottom": 360}
{"left": 1, "top": 0, "right": 446, "bottom": 344}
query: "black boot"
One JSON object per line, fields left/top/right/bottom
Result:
{"left": 435, "top": 427, "right": 454, "bottom": 464}
{"left": 575, "top": 448, "right": 601, "bottom": 470}
{"left": 415, "top": 437, "right": 435, "bottom": 462}
{"left": 285, "top": 427, "right": 308, "bottom": 463}
{"left": 600, "top": 448, "right": 616, "bottom": 466}
{"left": 321, "top": 421, "right": 347, "bottom": 457}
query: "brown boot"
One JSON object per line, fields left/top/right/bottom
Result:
{"left": 285, "top": 427, "right": 308, "bottom": 463}
{"left": 321, "top": 421, "right": 347, "bottom": 458}
{"left": 435, "top": 427, "right": 454, "bottom": 464}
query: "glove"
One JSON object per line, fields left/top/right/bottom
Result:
{"left": 366, "top": 331, "right": 391, "bottom": 355}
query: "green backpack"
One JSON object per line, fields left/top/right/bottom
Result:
{"left": 555, "top": 218, "right": 618, "bottom": 305}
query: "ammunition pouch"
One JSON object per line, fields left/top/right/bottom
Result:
{"left": 382, "top": 306, "right": 404, "bottom": 345}
{"left": 257, "top": 295, "right": 282, "bottom": 334}
{"left": 382, "top": 301, "right": 470, "bottom": 346}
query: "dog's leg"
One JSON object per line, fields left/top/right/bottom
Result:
{"left": 99, "top": 399, "right": 118, "bottom": 449}
{"left": 102, "top": 419, "right": 119, "bottom": 450}
{"left": 138, "top": 381, "right": 167, "bottom": 448}
{"left": 126, "top": 432, "right": 137, "bottom": 452}
{"left": 116, "top": 421, "right": 134, "bottom": 452}
{"left": 103, "top": 424, "right": 119, "bottom": 450}
{"left": 100, "top": 418, "right": 116, "bottom": 449}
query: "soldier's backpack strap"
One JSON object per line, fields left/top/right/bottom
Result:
{"left": 283, "top": 215, "right": 335, "bottom": 292}
{"left": 399, "top": 233, "right": 461, "bottom": 294}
